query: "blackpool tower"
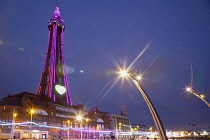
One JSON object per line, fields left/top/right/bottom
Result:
{"left": 37, "top": 7, "right": 72, "bottom": 105}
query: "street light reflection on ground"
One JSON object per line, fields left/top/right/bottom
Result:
{"left": 118, "top": 67, "right": 168, "bottom": 140}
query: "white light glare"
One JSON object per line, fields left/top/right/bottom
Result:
{"left": 76, "top": 115, "right": 83, "bottom": 121}
{"left": 136, "top": 75, "right": 142, "bottom": 80}
{"left": 200, "top": 95, "right": 205, "bottom": 98}
{"left": 120, "top": 70, "right": 128, "bottom": 77}
{"left": 186, "top": 87, "right": 192, "bottom": 92}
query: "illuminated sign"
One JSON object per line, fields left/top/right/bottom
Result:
{"left": 55, "top": 85, "right": 66, "bottom": 94}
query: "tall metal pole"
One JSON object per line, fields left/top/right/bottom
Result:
{"left": 10, "top": 113, "right": 14, "bottom": 140}
{"left": 128, "top": 75, "right": 168, "bottom": 140}
{"left": 85, "top": 119, "right": 89, "bottom": 139}
{"left": 68, "top": 124, "right": 70, "bottom": 140}
{"left": 10, "top": 109, "right": 16, "bottom": 140}
{"left": 10, "top": 109, "right": 17, "bottom": 140}
{"left": 114, "top": 117, "right": 118, "bottom": 139}
{"left": 186, "top": 88, "right": 210, "bottom": 107}
{"left": 80, "top": 122, "right": 82, "bottom": 140}
{"left": 30, "top": 110, "right": 34, "bottom": 140}
{"left": 67, "top": 120, "right": 70, "bottom": 140}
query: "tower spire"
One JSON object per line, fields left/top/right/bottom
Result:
{"left": 37, "top": 7, "right": 72, "bottom": 105}
{"left": 54, "top": 6, "right": 60, "bottom": 16}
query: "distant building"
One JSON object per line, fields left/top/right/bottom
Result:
{"left": 132, "top": 124, "right": 152, "bottom": 132}
{"left": 106, "top": 105, "right": 131, "bottom": 139}
{"left": 120, "top": 105, "right": 128, "bottom": 116}
{"left": 106, "top": 113, "right": 131, "bottom": 130}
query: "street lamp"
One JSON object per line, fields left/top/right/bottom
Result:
{"left": 149, "top": 127, "right": 153, "bottom": 132}
{"left": 11, "top": 110, "right": 17, "bottom": 140}
{"left": 76, "top": 115, "right": 83, "bottom": 140}
{"left": 118, "top": 122, "right": 122, "bottom": 139}
{"left": 30, "top": 109, "right": 34, "bottom": 140}
{"left": 118, "top": 68, "right": 168, "bottom": 140}
{"left": 85, "top": 119, "right": 89, "bottom": 139}
{"left": 67, "top": 120, "right": 70, "bottom": 140}
{"left": 185, "top": 87, "right": 210, "bottom": 107}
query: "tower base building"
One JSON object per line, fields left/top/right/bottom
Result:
{"left": 0, "top": 92, "right": 110, "bottom": 139}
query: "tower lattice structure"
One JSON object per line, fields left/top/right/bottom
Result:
{"left": 37, "top": 7, "right": 72, "bottom": 105}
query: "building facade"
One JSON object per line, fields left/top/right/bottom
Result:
{"left": 0, "top": 92, "right": 111, "bottom": 139}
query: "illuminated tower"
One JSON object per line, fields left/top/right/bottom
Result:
{"left": 37, "top": 7, "right": 72, "bottom": 105}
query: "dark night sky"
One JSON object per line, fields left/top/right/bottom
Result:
{"left": 0, "top": 0, "right": 210, "bottom": 131}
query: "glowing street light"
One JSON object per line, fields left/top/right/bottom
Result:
{"left": 118, "top": 122, "right": 122, "bottom": 139}
{"left": 185, "top": 87, "right": 210, "bottom": 107}
{"left": 76, "top": 115, "right": 83, "bottom": 121}
{"left": 149, "top": 127, "right": 153, "bottom": 132}
{"left": 85, "top": 119, "right": 89, "bottom": 139}
{"left": 76, "top": 115, "right": 83, "bottom": 140}
{"left": 118, "top": 67, "right": 168, "bottom": 140}
{"left": 186, "top": 87, "right": 192, "bottom": 92}
{"left": 67, "top": 120, "right": 70, "bottom": 140}
{"left": 11, "top": 110, "right": 17, "bottom": 140}
{"left": 30, "top": 109, "right": 34, "bottom": 140}
{"left": 120, "top": 70, "right": 128, "bottom": 77}
{"left": 136, "top": 75, "right": 142, "bottom": 81}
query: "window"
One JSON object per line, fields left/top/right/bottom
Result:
{"left": 32, "top": 116, "right": 36, "bottom": 122}
{"left": 38, "top": 117, "right": 42, "bottom": 123}
{"left": 43, "top": 118, "right": 48, "bottom": 124}
{"left": 34, "top": 109, "right": 48, "bottom": 116}
{"left": 96, "top": 119, "right": 104, "bottom": 123}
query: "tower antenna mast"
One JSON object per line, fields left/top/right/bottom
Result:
{"left": 56, "top": 2, "right": 59, "bottom": 7}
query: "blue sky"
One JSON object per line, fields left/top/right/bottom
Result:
{"left": 0, "top": 0, "right": 210, "bottom": 131}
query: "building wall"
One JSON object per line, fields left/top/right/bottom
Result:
{"left": 106, "top": 113, "right": 131, "bottom": 132}
{"left": 0, "top": 93, "right": 110, "bottom": 139}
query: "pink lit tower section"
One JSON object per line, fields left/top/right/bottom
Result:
{"left": 37, "top": 7, "right": 72, "bottom": 105}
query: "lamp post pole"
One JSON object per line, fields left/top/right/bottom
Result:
{"left": 76, "top": 114, "right": 83, "bottom": 140}
{"left": 10, "top": 109, "right": 17, "bottom": 140}
{"left": 85, "top": 119, "right": 89, "bottom": 139}
{"left": 80, "top": 122, "right": 82, "bottom": 140}
{"left": 119, "top": 123, "right": 122, "bottom": 139}
{"left": 67, "top": 120, "right": 70, "bottom": 140}
{"left": 128, "top": 74, "right": 168, "bottom": 140}
{"left": 118, "top": 69, "right": 168, "bottom": 140}
{"left": 30, "top": 110, "right": 34, "bottom": 140}
{"left": 186, "top": 87, "right": 210, "bottom": 107}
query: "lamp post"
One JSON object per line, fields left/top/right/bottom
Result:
{"left": 149, "top": 127, "right": 153, "bottom": 132}
{"left": 67, "top": 120, "right": 70, "bottom": 140}
{"left": 118, "top": 69, "right": 168, "bottom": 140}
{"left": 185, "top": 87, "right": 210, "bottom": 107}
{"left": 10, "top": 110, "right": 17, "bottom": 140}
{"left": 119, "top": 122, "right": 122, "bottom": 139}
{"left": 30, "top": 109, "right": 34, "bottom": 140}
{"left": 76, "top": 115, "right": 83, "bottom": 140}
{"left": 85, "top": 119, "right": 89, "bottom": 139}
